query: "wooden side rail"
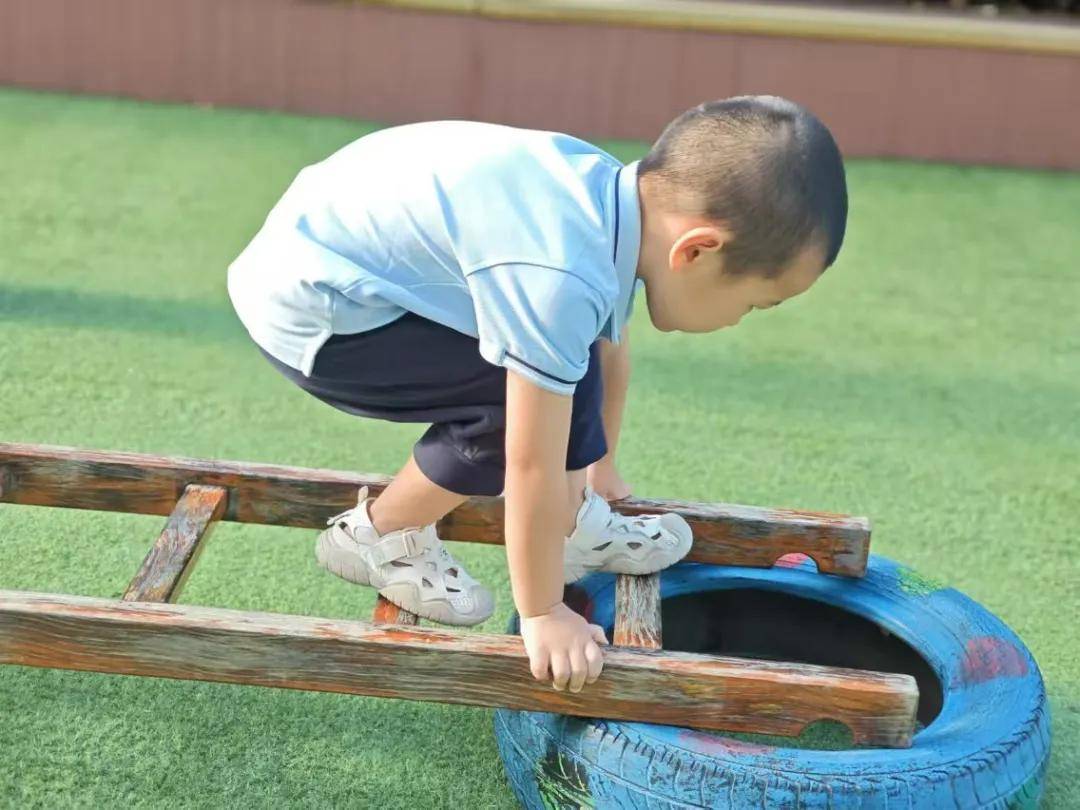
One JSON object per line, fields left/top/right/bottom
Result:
{"left": 0, "top": 443, "right": 871, "bottom": 576}
{"left": 0, "top": 590, "right": 918, "bottom": 747}
{"left": 122, "top": 485, "right": 227, "bottom": 603}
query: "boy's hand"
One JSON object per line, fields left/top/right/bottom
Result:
{"left": 520, "top": 602, "right": 608, "bottom": 692}
{"left": 587, "top": 458, "right": 632, "bottom": 501}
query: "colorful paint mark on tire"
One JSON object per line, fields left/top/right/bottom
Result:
{"left": 956, "top": 635, "right": 1029, "bottom": 685}
{"left": 675, "top": 729, "right": 775, "bottom": 757}
{"left": 536, "top": 742, "right": 594, "bottom": 809}
{"left": 1006, "top": 764, "right": 1046, "bottom": 809}
{"left": 897, "top": 566, "right": 947, "bottom": 597}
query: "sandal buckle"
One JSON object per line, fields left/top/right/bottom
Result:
{"left": 401, "top": 531, "right": 421, "bottom": 557}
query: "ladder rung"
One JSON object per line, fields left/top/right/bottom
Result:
{"left": 0, "top": 589, "right": 919, "bottom": 747}
{"left": 613, "top": 573, "right": 662, "bottom": 649}
{"left": 372, "top": 595, "right": 418, "bottom": 625}
{"left": 122, "top": 484, "right": 227, "bottom": 603}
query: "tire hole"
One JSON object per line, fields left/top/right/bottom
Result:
{"left": 658, "top": 588, "right": 943, "bottom": 729}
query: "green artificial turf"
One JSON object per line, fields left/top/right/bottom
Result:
{"left": 1, "top": 87, "right": 1077, "bottom": 808}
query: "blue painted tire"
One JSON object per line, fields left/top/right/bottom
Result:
{"left": 494, "top": 554, "right": 1050, "bottom": 809}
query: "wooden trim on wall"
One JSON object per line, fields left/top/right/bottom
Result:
{"left": 357, "top": 0, "right": 1080, "bottom": 56}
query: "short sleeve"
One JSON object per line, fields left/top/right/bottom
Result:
{"left": 465, "top": 264, "right": 608, "bottom": 396}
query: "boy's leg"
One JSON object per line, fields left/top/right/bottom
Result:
{"left": 368, "top": 452, "right": 470, "bottom": 535}
{"left": 370, "top": 453, "right": 587, "bottom": 540}
{"left": 255, "top": 314, "right": 604, "bottom": 532}
{"left": 253, "top": 317, "right": 509, "bottom": 624}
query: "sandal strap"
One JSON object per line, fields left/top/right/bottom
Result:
{"left": 569, "top": 486, "right": 614, "bottom": 543}
{"left": 366, "top": 531, "right": 424, "bottom": 567}
{"left": 607, "top": 511, "right": 653, "bottom": 535}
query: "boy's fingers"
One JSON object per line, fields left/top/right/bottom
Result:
{"left": 549, "top": 652, "right": 570, "bottom": 691}
{"left": 529, "top": 648, "right": 550, "bottom": 682}
{"left": 589, "top": 624, "right": 609, "bottom": 645}
{"left": 584, "top": 641, "right": 604, "bottom": 684}
{"left": 567, "top": 647, "right": 588, "bottom": 693}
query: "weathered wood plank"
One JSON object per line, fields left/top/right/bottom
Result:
{"left": 614, "top": 574, "right": 662, "bottom": 649}
{"left": 372, "top": 595, "right": 418, "bottom": 626}
{"left": 123, "top": 485, "right": 228, "bottom": 603}
{"left": 0, "top": 443, "right": 870, "bottom": 575}
{"left": 0, "top": 590, "right": 918, "bottom": 746}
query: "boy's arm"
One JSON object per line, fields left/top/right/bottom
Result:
{"left": 504, "top": 368, "right": 574, "bottom": 617}
{"left": 588, "top": 323, "right": 632, "bottom": 498}
{"left": 506, "top": 368, "right": 607, "bottom": 692}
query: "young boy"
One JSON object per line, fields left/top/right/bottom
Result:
{"left": 226, "top": 95, "right": 848, "bottom": 695}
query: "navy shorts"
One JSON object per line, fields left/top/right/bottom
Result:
{"left": 254, "top": 311, "right": 608, "bottom": 497}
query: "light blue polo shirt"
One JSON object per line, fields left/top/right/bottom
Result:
{"left": 226, "top": 120, "right": 643, "bottom": 396}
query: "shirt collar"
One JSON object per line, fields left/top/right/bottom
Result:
{"left": 602, "top": 159, "right": 642, "bottom": 343}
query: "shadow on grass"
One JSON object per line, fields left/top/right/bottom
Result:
{"left": 4, "top": 281, "right": 1078, "bottom": 453}
{"left": 635, "top": 348, "right": 1079, "bottom": 449}
{"left": 0, "top": 282, "right": 242, "bottom": 343}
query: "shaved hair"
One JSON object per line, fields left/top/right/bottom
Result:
{"left": 639, "top": 95, "right": 848, "bottom": 277}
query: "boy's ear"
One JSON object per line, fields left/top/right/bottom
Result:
{"left": 669, "top": 224, "right": 732, "bottom": 272}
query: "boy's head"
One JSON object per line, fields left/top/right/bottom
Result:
{"left": 635, "top": 95, "right": 848, "bottom": 333}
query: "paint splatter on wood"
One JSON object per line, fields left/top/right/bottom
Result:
{"left": 0, "top": 443, "right": 871, "bottom": 576}
{"left": 123, "top": 484, "right": 227, "bottom": 603}
{"left": 372, "top": 596, "right": 418, "bottom": 626}
{"left": 0, "top": 589, "right": 918, "bottom": 747}
{"left": 614, "top": 574, "right": 662, "bottom": 649}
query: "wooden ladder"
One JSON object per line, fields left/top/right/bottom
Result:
{"left": 0, "top": 443, "right": 918, "bottom": 748}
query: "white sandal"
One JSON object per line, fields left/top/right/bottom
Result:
{"left": 315, "top": 486, "right": 494, "bottom": 626}
{"left": 563, "top": 485, "right": 694, "bottom": 583}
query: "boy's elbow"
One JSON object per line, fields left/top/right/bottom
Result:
{"left": 504, "top": 452, "right": 560, "bottom": 479}
{"left": 505, "top": 432, "right": 569, "bottom": 479}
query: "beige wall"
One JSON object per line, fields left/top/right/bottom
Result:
{"left": 2, "top": 0, "right": 1078, "bottom": 169}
